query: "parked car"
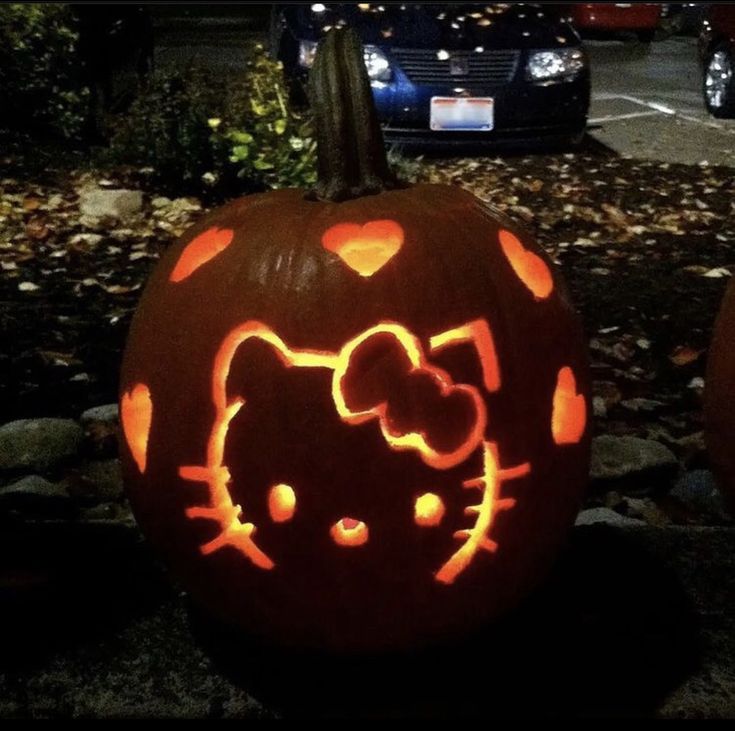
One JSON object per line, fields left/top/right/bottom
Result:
{"left": 699, "top": 4, "right": 735, "bottom": 117}
{"left": 271, "top": 3, "right": 590, "bottom": 147}
{"left": 562, "top": 3, "right": 663, "bottom": 43}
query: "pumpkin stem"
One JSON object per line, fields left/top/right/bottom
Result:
{"left": 310, "top": 27, "right": 400, "bottom": 202}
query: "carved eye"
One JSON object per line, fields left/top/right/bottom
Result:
{"left": 268, "top": 483, "right": 296, "bottom": 522}
{"left": 414, "top": 492, "right": 445, "bottom": 527}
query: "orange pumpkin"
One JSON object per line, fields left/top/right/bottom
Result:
{"left": 120, "top": 29, "right": 591, "bottom": 652}
{"left": 705, "top": 277, "right": 735, "bottom": 507}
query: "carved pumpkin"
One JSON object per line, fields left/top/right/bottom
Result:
{"left": 705, "top": 278, "right": 735, "bottom": 507}
{"left": 120, "top": 29, "right": 591, "bottom": 653}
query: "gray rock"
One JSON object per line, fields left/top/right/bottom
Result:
{"left": 592, "top": 396, "right": 607, "bottom": 418}
{"left": 80, "top": 501, "right": 136, "bottom": 526}
{"left": 0, "top": 418, "right": 83, "bottom": 471}
{"left": 620, "top": 397, "right": 665, "bottom": 413}
{"left": 575, "top": 507, "right": 646, "bottom": 528}
{"left": 590, "top": 434, "right": 679, "bottom": 494}
{"left": 622, "top": 496, "right": 671, "bottom": 526}
{"left": 80, "top": 404, "right": 119, "bottom": 425}
{"left": 78, "top": 188, "right": 143, "bottom": 221}
{"left": 674, "top": 431, "right": 708, "bottom": 468}
{"left": 80, "top": 405, "right": 119, "bottom": 458}
{"left": 0, "top": 475, "right": 71, "bottom": 512}
{"left": 671, "top": 470, "right": 730, "bottom": 519}
{"left": 151, "top": 196, "right": 172, "bottom": 209}
{"left": 69, "top": 460, "right": 124, "bottom": 502}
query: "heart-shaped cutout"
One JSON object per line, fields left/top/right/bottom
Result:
{"left": 499, "top": 229, "right": 553, "bottom": 300}
{"left": 322, "top": 220, "right": 404, "bottom": 277}
{"left": 121, "top": 383, "right": 153, "bottom": 473}
{"left": 170, "top": 227, "right": 234, "bottom": 283}
{"left": 551, "top": 366, "right": 586, "bottom": 445}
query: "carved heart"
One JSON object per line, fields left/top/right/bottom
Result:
{"left": 551, "top": 366, "right": 586, "bottom": 445}
{"left": 170, "top": 227, "right": 234, "bottom": 283}
{"left": 322, "top": 220, "right": 404, "bottom": 277}
{"left": 499, "top": 229, "right": 553, "bottom": 300}
{"left": 121, "top": 383, "right": 153, "bottom": 473}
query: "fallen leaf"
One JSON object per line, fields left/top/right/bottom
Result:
{"left": 25, "top": 217, "right": 49, "bottom": 240}
{"left": 703, "top": 267, "right": 731, "bottom": 278}
{"left": 101, "top": 283, "right": 139, "bottom": 295}
{"left": 669, "top": 346, "right": 704, "bottom": 367}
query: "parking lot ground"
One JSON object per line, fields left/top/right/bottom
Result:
{"left": 588, "top": 37, "right": 735, "bottom": 166}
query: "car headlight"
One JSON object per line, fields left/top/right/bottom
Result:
{"left": 526, "top": 48, "right": 586, "bottom": 82}
{"left": 363, "top": 46, "right": 391, "bottom": 81}
{"left": 298, "top": 40, "right": 391, "bottom": 81}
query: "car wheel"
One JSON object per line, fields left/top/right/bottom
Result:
{"left": 704, "top": 45, "right": 735, "bottom": 119}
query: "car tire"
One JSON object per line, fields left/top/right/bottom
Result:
{"left": 704, "top": 44, "right": 735, "bottom": 119}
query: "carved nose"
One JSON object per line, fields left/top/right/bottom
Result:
{"left": 330, "top": 517, "right": 369, "bottom": 547}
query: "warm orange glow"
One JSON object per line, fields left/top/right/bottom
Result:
{"left": 268, "top": 483, "right": 296, "bottom": 523}
{"left": 498, "top": 229, "right": 553, "bottom": 300}
{"left": 333, "top": 324, "right": 487, "bottom": 470}
{"left": 121, "top": 382, "right": 152, "bottom": 474}
{"left": 414, "top": 492, "right": 445, "bottom": 526}
{"left": 435, "top": 441, "right": 530, "bottom": 585}
{"left": 180, "top": 321, "right": 338, "bottom": 569}
{"left": 170, "top": 226, "right": 234, "bottom": 283}
{"left": 330, "top": 517, "right": 369, "bottom": 546}
{"left": 321, "top": 220, "right": 404, "bottom": 277}
{"left": 180, "top": 317, "right": 503, "bottom": 568}
{"left": 429, "top": 319, "right": 501, "bottom": 393}
{"left": 551, "top": 366, "right": 587, "bottom": 445}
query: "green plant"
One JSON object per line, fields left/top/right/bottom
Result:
{"left": 107, "top": 44, "right": 316, "bottom": 197}
{"left": 106, "top": 66, "right": 225, "bottom": 194}
{"left": 216, "top": 45, "right": 317, "bottom": 191}
{"left": 0, "top": 4, "right": 89, "bottom": 140}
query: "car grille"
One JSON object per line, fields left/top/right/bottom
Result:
{"left": 390, "top": 48, "right": 521, "bottom": 85}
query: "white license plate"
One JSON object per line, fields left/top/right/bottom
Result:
{"left": 430, "top": 97, "right": 494, "bottom": 132}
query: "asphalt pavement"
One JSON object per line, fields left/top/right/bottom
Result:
{"left": 588, "top": 36, "right": 735, "bottom": 166}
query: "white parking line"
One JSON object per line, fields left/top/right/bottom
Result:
{"left": 589, "top": 110, "right": 660, "bottom": 124}
{"left": 592, "top": 93, "right": 735, "bottom": 132}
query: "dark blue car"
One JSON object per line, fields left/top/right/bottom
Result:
{"left": 271, "top": 3, "right": 590, "bottom": 146}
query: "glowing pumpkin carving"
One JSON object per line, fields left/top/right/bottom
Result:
{"left": 120, "top": 29, "right": 591, "bottom": 653}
